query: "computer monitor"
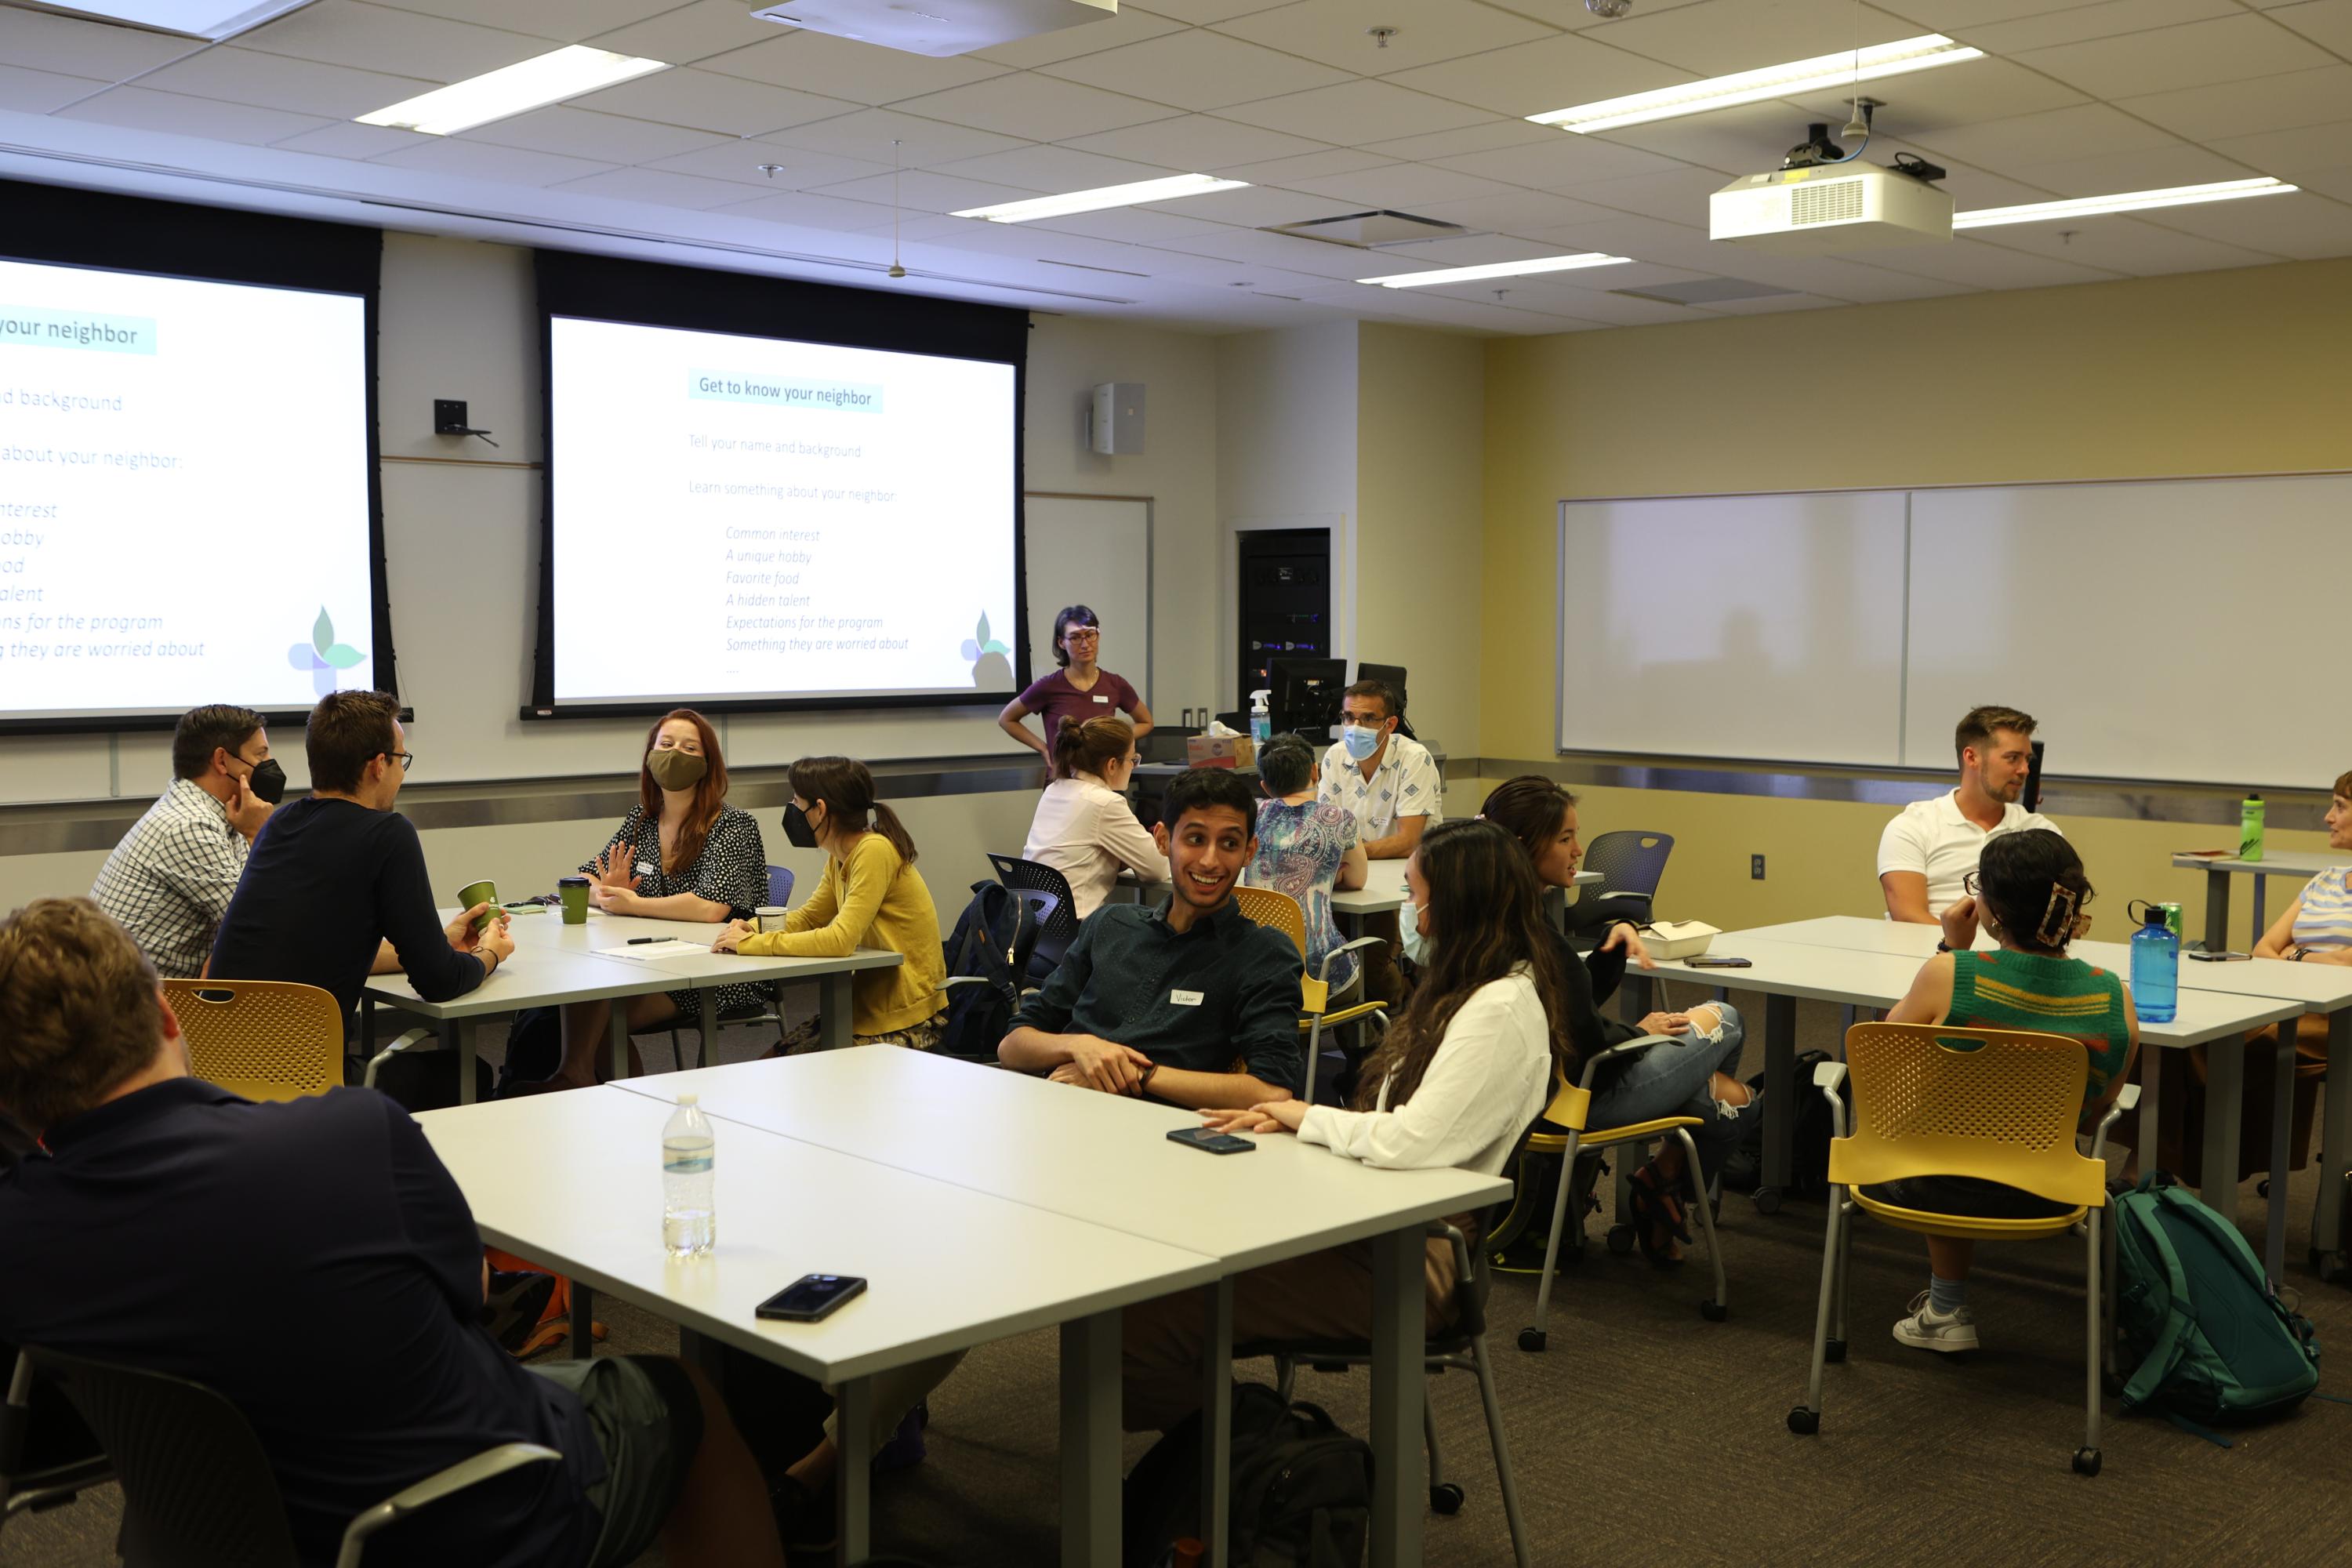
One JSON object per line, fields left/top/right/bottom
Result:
{"left": 2024, "top": 739, "right": 2045, "bottom": 813}
{"left": 1355, "top": 661, "right": 1414, "bottom": 741}
{"left": 1267, "top": 656, "right": 1346, "bottom": 739}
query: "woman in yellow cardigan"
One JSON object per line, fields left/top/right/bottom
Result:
{"left": 713, "top": 755, "right": 948, "bottom": 1050}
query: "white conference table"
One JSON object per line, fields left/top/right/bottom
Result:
{"left": 2171, "top": 849, "right": 2347, "bottom": 953}
{"left": 362, "top": 906, "right": 902, "bottom": 1102}
{"left": 418, "top": 1088, "right": 1221, "bottom": 1568}
{"left": 612, "top": 1047, "right": 1509, "bottom": 1568}
{"left": 1330, "top": 860, "right": 1601, "bottom": 934}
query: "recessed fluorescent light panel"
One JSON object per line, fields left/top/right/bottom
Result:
{"left": 1358, "top": 254, "right": 1633, "bottom": 288}
{"left": 1952, "top": 177, "right": 2298, "bottom": 229}
{"left": 1530, "top": 34, "right": 1983, "bottom": 133}
{"left": 24, "top": 1, "right": 317, "bottom": 39}
{"left": 953, "top": 174, "right": 1247, "bottom": 223}
{"left": 357, "top": 46, "right": 668, "bottom": 136}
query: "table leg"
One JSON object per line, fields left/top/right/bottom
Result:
{"left": 1199, "top": 1279, "right": 1232, "bottom": 1568}
{"left": 835, "top": 1375, "right": 873, "bottom": 1568}
{"left": 2136, "top": 1046, "right": 2163, "bottom": 1183}
{"left": 697, "top": 988, "right": 719, "bottom": 1070}
{"left": 2203, "top": 867, "right": 2230, "bottom": 953}
{"left": 2314, "top": 1011, "right": 2351, "bottom": 1281}
{"left": 361, "top": 995, "right": 376, "bottom": 1058}
{"left": 819, "top": 971, "right": 853, "bottom": 1051}
{"left": 1059, "top": 1310, "right": 1120, "bottom": 1568}
{"left": 1622, "top": 971, "right": 1654, "bottom": 1031}
{"left": 2250, "top": 874, "right": 2269, "bottom": 949}
{"left": 2201, "top": 1033, "right": 2245, "bottom": 1226}
{"left": 2266, "top": 1025, "right": 2296, "bottom": 1287}
{"left": 452, "top": 1016, "right": 477, "bottom": 1105}
{"left": 607, "top": 1007, "right": 630, "bottom": 1085}
{"left": 570, "top": 1282, "right": 594, "bottom": 1363}
{"left": 1758, "top": 993, "right": 1797, "bottom": 1213}
{"left": 1368, "top": 1225, "right": 1422, "bottom": 1568}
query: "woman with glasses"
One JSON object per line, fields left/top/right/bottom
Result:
{"left": 997, "top": 604, "right": 1152, "bottom": 759}
{"left": 1022, "top": 714, "right": 1168, "bottom": 920}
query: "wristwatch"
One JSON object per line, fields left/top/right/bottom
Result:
{"left": 1136, "top": 1061, "right": 1160, "bottom": 1094}
{"left": 2291, "top": 946, "right": 2310, "bottom": 962}
{"left": 1934, "top": 941, "right": 1952, "bottom": 953}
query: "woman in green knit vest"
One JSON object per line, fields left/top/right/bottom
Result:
{"left": 1877, "top": 829, "right": 2140, "bottom": 1355}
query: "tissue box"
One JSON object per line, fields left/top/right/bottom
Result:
{"left": 1184, "top": 735, "right": 1255, "bottom": 768}
{"left": 1646, "top": 920, "right": 1720, "bottom": 961}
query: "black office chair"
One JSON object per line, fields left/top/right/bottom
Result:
{"left": 986, "top": 854, "right": 1083, "bottom": 981}
{"left": 20, "top": 1345, "right": 558, "bottom": 1568}
{"left": 1569, "top": 829, "right": 1675, "bottom": 938}
{"left": 669, "top": 865, "right": 798, "bottom": 1069}
{"left": 1, "top": 1351, "right": 111, "bottom": 1540}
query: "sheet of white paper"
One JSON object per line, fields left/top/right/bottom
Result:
{"left": 595, "top": 940, "right": 711, "bottom": 961}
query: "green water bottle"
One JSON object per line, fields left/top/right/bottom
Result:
{"left": 2240, "top": 793, "right": 2265, "bottom": 862}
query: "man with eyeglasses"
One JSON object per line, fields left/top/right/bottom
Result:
{"left": 90, "top": 704, "right": 282, "bottom": 978}
{"left": 209, "top": 689, "right": 510, "bottom": 1024}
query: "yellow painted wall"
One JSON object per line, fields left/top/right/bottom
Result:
{"left": 1478, "top": 257, "right": 2352, "bottom": 938}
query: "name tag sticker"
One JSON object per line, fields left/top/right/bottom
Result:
{"left": 1171, "top": 989, "right": 1204, "bottom": 1007}
{"left": 1092, "top": 694, "right": 1110, "bottom": 702}
{"left": 636, "top": 862, "right": 657, "bottom": 877}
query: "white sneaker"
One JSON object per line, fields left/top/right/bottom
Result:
{"left": 1892, "top": 1290, "right": 1979, "bottom": 1352}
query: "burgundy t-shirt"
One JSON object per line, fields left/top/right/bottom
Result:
{"left": 1020, "top": 668, "right": 1141, "bottom": 742}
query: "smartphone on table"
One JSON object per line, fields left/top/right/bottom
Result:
{"left": 1168, "top": 1127, "right": 1255, "bottom": 1155}
{"left": 756, "top": 1274, "right": 867, "bottom": 1322}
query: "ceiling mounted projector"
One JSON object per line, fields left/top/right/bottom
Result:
{"left": 752, "top": 0, "right": 1117, "bottom": 56}
{"left": 1710, "top": 163, "right": 1952, "bottom": 254}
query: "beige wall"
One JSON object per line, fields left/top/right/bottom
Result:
{"left": 1481, "top": 256, "right": 2352, "bottom": 938}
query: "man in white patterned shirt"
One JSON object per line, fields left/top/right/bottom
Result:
{"left": 89, "top": 704, "right": 280, "bottom": 978}
{"left": 1317, "top": 678, "right": 1442, "bottom": 1003}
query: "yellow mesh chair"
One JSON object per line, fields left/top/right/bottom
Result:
{"left": 1788, "top": 1021, "right": 2138, "bottom": 1476}
{"left": 162, "top": 980, "right": 344, "bottom": 1102}
{"left": 1515, "top": 1034, "right": 1729, "bottom": 1351}
{"left": 1230, "top": 886, "right": 1388, "bottom": 1104}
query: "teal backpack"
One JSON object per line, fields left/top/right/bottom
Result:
{"left": 2112, "top": 1174, "right": 2320, "bottom": 1439}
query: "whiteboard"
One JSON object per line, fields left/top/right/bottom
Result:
{"left": 1022, "top": 494, "right": 1152, "bottom": 705}
{"left": 1556, "top": 492, "right": 1908, "bottom": 766}
{"left": 1905, "top": 475, "right": 2351, "bottom": 788}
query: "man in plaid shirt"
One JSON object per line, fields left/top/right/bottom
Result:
{"left": 89, "top": 705, "right": 281, "bottom": 978}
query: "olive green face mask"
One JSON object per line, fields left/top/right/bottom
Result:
{"left": 646, "top": 747, "right": 708, "bottom": 790}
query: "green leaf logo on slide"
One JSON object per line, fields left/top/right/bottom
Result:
{"left": 289, "top": 606, "right": 366, "bottom": 695}
{"left": 960, "top": 611, "right": 1013, "bottom": 688}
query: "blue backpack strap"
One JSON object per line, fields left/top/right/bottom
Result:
{"left": 2118, "top": 1186, "right": 2198, "bottom": 1413}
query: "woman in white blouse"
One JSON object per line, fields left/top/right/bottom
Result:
{"left": 1121, "top": 819, "right": 1570, "bottom": 1431}
{"left": 1021, "top": 714, "right": 1168, "bottom": 920}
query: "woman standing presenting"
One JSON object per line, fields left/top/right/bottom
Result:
{"left": 998, "top": 604, "right": 1152, "bottom": 757}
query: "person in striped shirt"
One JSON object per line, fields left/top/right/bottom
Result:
{"left": 1875, "top": 829, "right": 2140, "bottom": 1354}
{"left": 2253, "top": 769, "right": 2352, "bottom": 967}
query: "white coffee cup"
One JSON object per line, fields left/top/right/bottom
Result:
{"left": 755, "top": 906, "right": 789, "bottom": 933}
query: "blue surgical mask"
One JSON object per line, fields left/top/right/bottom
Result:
{"left": 1398, "top": 898, "right": 1428, "bottom": 966}
{"left": 1341, "top": 724, "right": 1381, "bottom": 762}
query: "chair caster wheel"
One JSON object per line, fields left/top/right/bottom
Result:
{"left": 1429, "top": 1483, "right": 1465, "bottom": 1515}
{"left": 1606, "top": 1224, "right": 1636, "bottom": 1255}
{"left": 2072, "top": 1447, "right": 2102, "bottom": 1477}
{"left": 1754, "top": 1187, "right": 1784, "bottom": 1216}
{"left": 1700, "top": 1298, "right": 1727, "bottom": 1322}
{"left": 1787, "top": 1406, "right": 1820, "bottom": 1436}
{"left": 1824, "top": 1338, "right": 1847, "bottom": 1364}
{"left": 1517, "top": 1328, "right": 1546, "bottom": 1353}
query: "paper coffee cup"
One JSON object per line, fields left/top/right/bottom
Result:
{"left": 557, "top": 875, "right": 591, "bottom": 925}
{"left": 756, "top": 906, "right": 789, "bottom": 933}
{"left": 456, "top": 879, "right": 499, "bottom": 931}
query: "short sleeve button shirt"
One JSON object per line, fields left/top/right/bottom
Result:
{"left": 1317, "top": 733, "right": 1443, "bottom": 844}
{"left": 89, "top": 778, "right": 248, "bottom": 979}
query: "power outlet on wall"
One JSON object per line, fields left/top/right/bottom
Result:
{"left": 1751, "top": 854, "right": 1766, "bottom": 880}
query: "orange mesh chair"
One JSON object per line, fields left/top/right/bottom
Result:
{"left": 162, "top": 980, "right": 344, "bottom": 1102}
{"left": 1229, "top": 886, "right": 1388, "bottom": 1105}
{"left": 1516, "top": 1034, "right": 1729, "bottom": 1351}
{"left": 1788, "top": 1022, "right": 2138, "bottom": 1475}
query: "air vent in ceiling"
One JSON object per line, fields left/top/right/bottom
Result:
{"left": 1260, "top": 211, "right": 1471, "bottom": 249}
{"left": 1610, "top": 278, "right": 1800, "bottom": 307}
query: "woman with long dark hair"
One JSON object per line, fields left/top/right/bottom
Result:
{"left": 996, "top": 603, "right": 1152, "bottom": 758}
{"left": 549, "top": 708, "right": 768, "bottom": 1088}
{"left": 717, "top": 756, "right": 947, "bottom": 1050}
{"left": 1121, "top": 819, "right": 1566, "bottom": 1432}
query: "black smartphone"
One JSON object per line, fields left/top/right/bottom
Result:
{"left": 755, "top": 1274, "right": 868, "bottom": 1323}
{"left": 2187, "top": 950, "right": 2252, "bottom": 962}
{"left": 1685, "top": 956, "right": 1754, "bottom": 969}
{"left": 1167, "top": 1127, "right": 1256, "bottom": 1155}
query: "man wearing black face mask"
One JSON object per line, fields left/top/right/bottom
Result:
{"left": 91, "top": 703, "right": 284, "bottom": 978}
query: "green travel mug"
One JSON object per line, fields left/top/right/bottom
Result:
{"left": 558, "top": 875, "right": 591, "bottom": 925}
{"left": 2240, "top": 794, "right": 2265, "bottom": 862}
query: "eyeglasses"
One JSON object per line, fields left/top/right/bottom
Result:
{"left": 1062, "top": 627, "right": 1101, "bottom": 641}
{"left": 1962, "top": 870, "right": 1980, "bottom": 897}
{"left": 387, "top": 751, "right": 416, "bottom": 773}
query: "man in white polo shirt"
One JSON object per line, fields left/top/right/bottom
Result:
{"left": 1878, "top": 704, "right": 2060, "bottom": 923}
{"left": 1319, "top": 677, "right": 1441, "bottom": 1001}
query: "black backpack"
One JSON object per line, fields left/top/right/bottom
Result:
{"left": 938, "top": 882, "right": 1039, "bottom": 1062}
{"left": 1720, "top": 1049, "right": 1835, "bottom": 1197}
{"left": 1123, "top": 1383, "right": 1371, "bottom": 1568}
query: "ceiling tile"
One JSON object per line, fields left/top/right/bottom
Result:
{"left": 2117, "top": 66, "right": 2352, "bottom": 145}
{"left": 1214, "top": 79, "right": 1497, "bottom": 142}
{"left": 1214, "top": 0, "right": 1560, "bottom": 72}
{"left": 54, "top": 85, "right": 331, "bottom": 146}
{"left": 1279, "top": 162, "right": 1526, "bottom": 209}
{"left": 1359, "top": 119, "right": 1559, "bottom": 161}
{"left": 806, "top": 168, "right": 1055, "bottom": 213}
{"left": 1902, "top": 103, "right": 2186, "bottom": 172}
{"left": 1156, "top": 226, "right": 1399, "bottom": 278}
{"left": 268, "top": 119, "right": 434, "bottom": 158}
{"left": 136, "top": 46, "right": 433, "bottom": 120}
{"left": 0, "top": 63, "right": 103, "bottom": 115}
{"left": 1409, "top": 188, "right": 1631, "bottom": 234}
{"left": 1957, "top": 0, "right": 2236, "bottom": 54}
{"left": 238, "top": 0, "right": 550, "bottom": 82}
{"left": 764, "top": 108, "right": 1029, "bottom": 166}
{"left": 973, "top": 8, "right": 1182, "bottom": 69}
{"left": 1692, "top": 291, "right": 1843, "bottom": 314}
{"left": 1218, "top": 147, "right": 1396, "bottom": 183}
{"left": 459, "top": 106, "right": 730, "bottom": 164}
{"left": 372, "top": 136, "right": 620, "bottom": 185}
{"left": 2132, "top": 187, "right": 2352, "bottom": 258}
{"left": 1136, "top": 184, "right": 1363, "bottom": 227}
{"left": 2266, "top": 0, "right": 2352, "bottom": 53}
{"left": 1428, "top": 133, "right": 1691, "bottom": 192}
{"left": 1963, "top": 215, "right": 2285, "bottom": 275}
{"left": 0, "top": 9, "right": 205, "bottom": 79}
{"left": 2013, "top": 13, "right": 2336, "bottom": 100}
{"left": 1127, "top": 0, "right": 1298, "bottom": 24}
{"left": 929, "top": 143, "right": 1181, "bottom": 190}
{"left": 1588, "top": 0, "right": 1926, "bottom": 77}
{"left": 644, "top": 142, "right": 890, "bottom": 189}
{"left": 1867, "top": 0, "right": 2112, "bottom": 26}
{"left": 889, "top": 74, "right": 1181, "bottom": 140}
{"left": 2207, "top": 119, "right": 2352, "bottom": 176}
{"left": 550, "top": 165, "right": 774, "bottom": 208}
{"left": 1557, "top": 165, "right": 1736, "bottom": 224}
{"left": 1384, "top": 32, "right": 1691, "bottom": 118}
{"left": 586, "top": 0, "right": 785, "bottom": 64}
{"left": 700, "top": 31, "right": 1010, "bottom": 104}
{"left": 1023, "top": 205, "right": 1250, "bottom": 242}
{"left": 1061, "top": 114, "right": 1330, "bottom": 170}
{"left": 1787, "top": 57, "right": 2090, "bottom": 133}
{"left": 1592, "top": 100, "right": 1809, "bottom": 176}
{"left": 2004, "top": 143, "right": 2259, "bottom": 197}
{"left": 368, "top": 1, "right": 667, "bottom": 41}
{"left": 1860, "top": 236, "right": 2124, "bottom": 288}
{"left": 572, "top": 67, "right": 858, "bottom": 137}
{"left": 1040, "top": 31, "right": 1353, "bottom": 112}
{"left": 711, "top": 187, "right": 908, "bottom": 229}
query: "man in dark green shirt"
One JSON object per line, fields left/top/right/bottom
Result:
{"left": 1000, "top": 768, "right": 1303, "bottom": 1108}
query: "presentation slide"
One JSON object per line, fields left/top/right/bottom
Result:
{"left": 0, "top": 257, "right": 374, "bottom": 723}
{"left": 547, "top": 315, "right": 1019, "bottom": 707}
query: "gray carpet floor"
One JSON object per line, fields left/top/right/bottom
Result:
{"left": 9, "top": 986, "right": 2352, "bottom": 1567}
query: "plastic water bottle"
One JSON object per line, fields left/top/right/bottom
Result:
{"left": 662, "top": 1094, "right": 716, "bottom": 1258}
{"left": 2240, "top": 793, "right": 2265, "bottom": 862}
{"left": 2131, "top": 906, "right": 2178, "bottom": 1025}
